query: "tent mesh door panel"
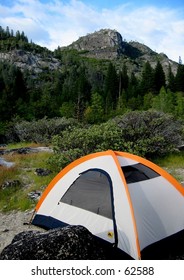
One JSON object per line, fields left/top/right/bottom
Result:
{"left": 60, "top": 169, "right": 114, "bottom": 219}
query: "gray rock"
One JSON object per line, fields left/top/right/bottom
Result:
{"left": 0, "top": 157, "right": 15, "bottom": 167}
{"left": 0, "top": 226, "right": 107, "bottom": 260}
{"left": 35, "top": 168, "right": 52, "bottom": 176}
{"left": 67, "top": 29, "right": 125, "bottom": 60}
{"left": 1, "top": 180, "right": 22, "bottom": 190}
{"left": 0, "top": 50, "right": 61, "bottom": 74}
{"left": 28, "top": 190, "right": 42, "bottom": 200}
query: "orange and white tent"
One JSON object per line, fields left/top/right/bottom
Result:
{"left": 32, "top": 150, "right": 184, "bottom": 259}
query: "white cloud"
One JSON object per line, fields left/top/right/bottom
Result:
{"left": 0, "top": 0, "right": 183, "bottom": 62}
{"left": 100, "top": 5, "right": 184, "bottom": 62}
{"left": 1, "top": 16, "right": 49, "bottom": 42}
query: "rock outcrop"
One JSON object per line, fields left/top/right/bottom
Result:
{"left": 0, "top": 49, "right": 61, "bottom": 73}
{"left": 67, "top": 29, "right": 125, "bottom": 59}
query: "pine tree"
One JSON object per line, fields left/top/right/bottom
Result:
{"left": 10, "top": 29, "right": 14, "bottom": 37}
{"left": 140, "top": 61, "right": 154, "bottom": 95}
{"left": 6, "top": 26, "right": 10, "bottom": 38}
{"left": 0, "top": 26, "right": 3, "bottom": 39}
{"left": 167, "top": 65, "right": 176, "bottom": 92}
{"left": 16, "top": 30, "right": 21, "bottom": 40}
{"left": 84, "top": 92, "right": 104, "bottom": 123}
{"left": 76, "top": 68, "right": 91, "bottom": 120}
{"left": 126, "top": 72, "right": 139, "bottom": 101}
{"left": 153, "top": 61, "right": 166, "bottom": 93}
{"left": 175, "top": 64, "right": 184, "bottom": 92}
{"left": 104, "top": 62, "right": 119, "bottom": 111}
{"left": 175, "top": 92, "right": 184, "bottom": 119}
{"left": 119, "top": 64, "right": 129, "bottom": 94}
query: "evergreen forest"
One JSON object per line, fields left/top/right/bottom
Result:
{"left": 0, "top": 26, "right": 184, "bottom": 147}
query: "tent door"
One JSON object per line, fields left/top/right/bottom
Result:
{"left": 53, "top": 169, "right": 118, "bottom": 245}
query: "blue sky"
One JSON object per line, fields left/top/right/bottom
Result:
{"left": 0, "top": 0, "right": 184, "bottom": 62}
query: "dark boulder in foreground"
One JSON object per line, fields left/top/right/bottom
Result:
{"left": 0, "top": 225, "right": 127, "bottom": 260}
{"left": 0, "top": 226, "right": 103, "bottom": 260}
{"left": 1, "top": 224, "right": 183, "bottom": 260}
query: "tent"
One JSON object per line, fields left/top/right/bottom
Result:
{"left": 32, "top": 150, "right": 184, "bottom": 259}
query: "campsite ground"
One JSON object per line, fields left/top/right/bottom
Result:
{"left": 0, "top": 165, "right": 184, "bottom": 258}
{"left": 0, "top": 210, "right": 45, "bottom": 253}
{"left": 0, "top": 145, "right": 184, "bottom": 258}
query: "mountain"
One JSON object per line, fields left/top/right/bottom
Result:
{"left": 1, "top": 26, "right": 183, "bottom": 123}
{"left": 0, "top": 28, "right": 178, "bottom": 77}
{"left": 64, "top": 29, "right": 178, "bottom": 76}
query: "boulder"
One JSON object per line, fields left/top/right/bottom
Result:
{"left": 35, "top": 168, "right": 52, "bottom": 176}
{"left": 27, "top": 190, "right": 42, "bottom": 200}
{"left": 0, "top": 226, "right": 108, "bottom": 260}
{"left": 0, "top": 180, "right": 22, "bottom": 190}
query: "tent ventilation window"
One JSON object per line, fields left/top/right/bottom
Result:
{"left": 122, "top": 163, "right": 160, "bottom": 184}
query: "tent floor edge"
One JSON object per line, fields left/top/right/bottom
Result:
{"left": 32, "top": 214, "right": 69, "bottom": 230}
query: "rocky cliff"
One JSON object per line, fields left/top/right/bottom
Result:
{"left": 67, "top": 29, "right": 124, "bottom": 59}
{"left": 0, "top": 49, "right": 61, "bottom": 73}
{"left": 63, "top": 29, "right": 178, "bottom": 76}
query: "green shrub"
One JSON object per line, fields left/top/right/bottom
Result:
{"left": 49, "top": 122, "right": 122, "bottom": 170}
{"left": 49, "top": 111, "right": 183, "bottom": 171}
{"left": 113, "top": 110, "right": 183, "bottom": 158}
{"left": 12, "top": 117, "right": 78, "bottom": 144}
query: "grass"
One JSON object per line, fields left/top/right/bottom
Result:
{"left": 4, "top": 142, "right": 41, "bottom": 149}
{"left": 1, "top": 144, "right": 184, "bottom": 212}
{"left": 153, "top": 151, "right": 184, "bottom": 182}
{"left": 154, "top": 151, "right": 184, "bottom": 168}
{"left": 0, "top": 146, "right": 57, "bottom": 212}
{"left": 0, "top": 166, "right": 20, "bottom": 186}
{"left": 0, "top": 185, "right": 33, "bottom": 211}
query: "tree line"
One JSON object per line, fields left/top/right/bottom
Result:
{"left": 1, "top": 57, "right": 184, "bottom": 124}
{"left": 0, "top": 26, "right": 28, "bottom": 42}
{"left": 0, "top": 26, "right": 50, "bottom": 54}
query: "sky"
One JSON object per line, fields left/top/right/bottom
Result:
{"left": 0, "top": 0, "right": 184, "bottom": 62}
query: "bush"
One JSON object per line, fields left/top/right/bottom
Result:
{"left": 113, "top": 110, "right": 183, "bottom": 158}
{"left": 49, "top": 122, "right": 122, "bottom": 170}
{"left": 49, "top": 111, "right": 183, "bottom": 171}
{"left": 11, "top": 117, "right": 78, "bottom": 144}
{"left": 0, "top": 122, "right": 8, "bottom": 143}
